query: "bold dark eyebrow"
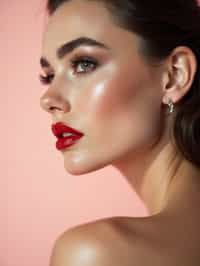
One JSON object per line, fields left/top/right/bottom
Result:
{"left": 40, "top": 36, "right": 110, "bottom": 68}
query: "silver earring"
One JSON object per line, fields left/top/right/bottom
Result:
{"left": 167, "top": 98, "right": 174, "bottom": 114}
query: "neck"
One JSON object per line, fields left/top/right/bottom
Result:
{"left": 161, "top": 160, "right": 200, "bottom": 218}
{"left": 112, "top": 135, "right": 200, "bottom": 217}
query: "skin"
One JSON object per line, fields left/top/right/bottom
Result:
{"left": 40, "top": 0, "right": 200, "bottom": 264}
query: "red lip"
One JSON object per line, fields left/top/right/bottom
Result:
{"left": 51, "top": 122, "right": 84, "bottom": 151}
{"left": 51, "top": 122, "right": 84, "bottom": 138}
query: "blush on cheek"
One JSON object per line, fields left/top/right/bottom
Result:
{"left": 94, "top": 76, "right": 139, "bottom": 118}
{"left": 75, "top": 61, "right": 144, "bottom": 118}
{"left": 77, "top": 80, "right": 116, "bottom": 115}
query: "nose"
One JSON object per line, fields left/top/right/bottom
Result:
{"left": 40, "top": 89, "right": 70, "bottom": 114}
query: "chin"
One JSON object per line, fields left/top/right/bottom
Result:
{"left": 63, "top": 159, "right": 111, "bottom": 176}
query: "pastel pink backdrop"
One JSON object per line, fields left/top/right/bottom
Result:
{"left": 1, "top": 1, "right": 199, "bottom": 266}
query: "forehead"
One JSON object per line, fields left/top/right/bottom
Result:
{"left": 42, "top": 0, "right": 139, "bottom": 59}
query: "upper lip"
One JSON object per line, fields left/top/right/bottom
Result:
{"left": 51, "top": 122, "right": 84, "bottom": 138}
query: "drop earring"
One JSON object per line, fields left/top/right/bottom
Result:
{"left": 167, "top": 98, "right": 174, "bottom": 114}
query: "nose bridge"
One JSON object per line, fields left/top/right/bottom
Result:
{"left": 40, "top": 83, "right": 70, "bottom": 113}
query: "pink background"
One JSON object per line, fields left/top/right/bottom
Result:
{"left": 1, "top": 1, "right": 199, "bottom": 266}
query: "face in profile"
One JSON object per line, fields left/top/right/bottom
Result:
{"left": 40, "top": 0, "right": 166, "bottom": 175}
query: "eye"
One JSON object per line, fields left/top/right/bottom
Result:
{"left": 39, "top": 56, "right": 98, "bottom": 85}
{"left": 39, "top": 73, "right": 54, "bottom": 85}
{"left": 70, "top": 56, "right": 99, "bottom": 75}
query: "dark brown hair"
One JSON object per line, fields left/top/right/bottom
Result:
{"left": 46, "top": 0, "right": 200, "bottom": 168}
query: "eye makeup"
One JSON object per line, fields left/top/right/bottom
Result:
{"left": 39, "top": 54, "right": 100, "bottom": 85}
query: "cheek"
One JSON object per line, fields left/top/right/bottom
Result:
{"left": 76, "top": 66, "right": 142, "bottom": 118}
{"left": 74, "top": 62, "right": 162, "bottom": 150}
{"left": 95, "top": 71, "right": 161, "bottom": 148}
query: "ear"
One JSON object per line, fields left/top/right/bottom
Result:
{"left": 162, "top": 46, "right": 197, "bottom": 105}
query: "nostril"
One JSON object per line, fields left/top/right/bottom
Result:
{"left": 49, "top": 105, "right": 64, "bottom": 112}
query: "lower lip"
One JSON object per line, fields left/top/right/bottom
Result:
{"left": 56, "top": 135, "right": 83, "bottom": 151}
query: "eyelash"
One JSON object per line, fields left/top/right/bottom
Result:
{"left": 39, "top": 56, "right": 98, "bottom": 85}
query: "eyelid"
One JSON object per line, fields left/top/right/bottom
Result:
{"left": 70, "top": 53, "right": 98, "bottom": 64}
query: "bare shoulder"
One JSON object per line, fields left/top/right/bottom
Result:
{"left": 49, "top": 216, "right": 180, "bottom": 266}
{"left": 49, "top": 217, "right": 133, "bottom": 266}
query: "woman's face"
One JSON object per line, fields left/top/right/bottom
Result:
{"left": 40, "top": 0, "right": 166, "bottom": 175}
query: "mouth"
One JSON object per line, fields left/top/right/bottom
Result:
{"left": 51, "top": 122, "right": 84, "bottom": 151}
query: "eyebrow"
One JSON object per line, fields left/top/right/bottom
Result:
{"left": 40, "top": 36, "right": 110, "bottom": 68}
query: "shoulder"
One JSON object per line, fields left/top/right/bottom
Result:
{"left": 49, "top": 216, "right": 167, "bottom": 266}
{"left": 49, "top": 217, "right": 137, "bottom": 266}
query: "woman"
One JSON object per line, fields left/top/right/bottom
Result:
{"left": 39, "top": 0, "right": 200, "bottom": 265}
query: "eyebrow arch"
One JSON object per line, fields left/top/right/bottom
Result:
{"left": 40, "top": 36, "right": 111, "bottom": 68}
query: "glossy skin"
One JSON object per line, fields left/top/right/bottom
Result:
{"left": 40, "top": 0, "right": 168, "bottom": 177}
{"left": 49, "top": 216, "right": 200, "bottom": 265}
{"left": 40, "top": 0, "right": 200, "bottom": 265}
